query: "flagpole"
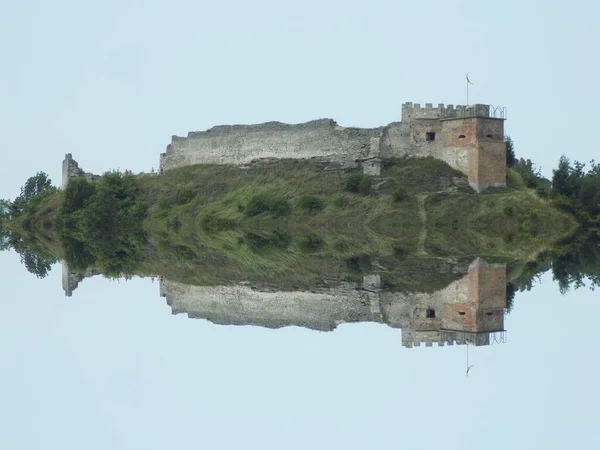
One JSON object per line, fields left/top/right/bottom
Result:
{"left": 466, "top": 73, "right": 469, "bottom": 106}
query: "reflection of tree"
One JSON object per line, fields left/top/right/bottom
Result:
{"left": 59, "top": 172, "right": 148, "bottom": 277}
{"left": 0, "top": 230, "right": 58, "bottom": 279}
{"left": 551, "top": 231, "right": 600, "bottom": 294}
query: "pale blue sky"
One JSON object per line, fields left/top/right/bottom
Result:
{"left": 1, "top": 1, "right": 599, "bottom": 449}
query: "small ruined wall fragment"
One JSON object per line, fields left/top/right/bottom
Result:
{"left": 62, "top": 153, "right": 100, "bottom": 189}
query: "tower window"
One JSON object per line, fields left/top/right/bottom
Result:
{"left": 458, "top": 135, "right": 466, "bottom": 139}
{"left": 426, "top": 132, "right": 436, "bottom": 141}
{"left": 486, "top": 134, "right": 494, "bottom": 138}
{"left": 486, "top": 312, "right": 494, "bottom": 316}
{"left": 426, "top": 308, "right": 436, "bottom": 318}
{"left": 458, "top": 311, "right": 466, "bottom": 315}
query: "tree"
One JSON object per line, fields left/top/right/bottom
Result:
{"left": 20, "top": 172, "right": 53, "bottom": 201}
{"left": 505, "top": 135, "right": 516, "bottom": 168}
{"left": 0, "top": 199, "right": 11, "bottom": 221}
{"left": 552, "top": 156, "right": 571, "bottom": 197}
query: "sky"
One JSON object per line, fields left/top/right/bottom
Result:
{"left": 1, "top": 0, "right": 599, "bottom": 449}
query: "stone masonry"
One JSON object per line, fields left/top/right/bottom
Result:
{"left": 160, "top": 258, "right": 507, "bottom": 348}
{"left": 62, "top": 153, "right": 100, "bottom": 189}
{"left": 159, "top": 102, "right": 507, "bottom": 192}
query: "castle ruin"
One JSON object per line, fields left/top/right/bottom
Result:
{"left": 159, "top": 102, "right": 507, "bottom": 192}
{"left": 160, "top": 258, "right": 507, "bottom": 348}
{"left": 62, "top": 153, "right": 100, "bottom": 189}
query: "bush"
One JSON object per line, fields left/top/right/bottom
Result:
{"left": 201, "top": 214, "right": 236, "bottom": 233}
{"left": 299, "top": 234, "right": 324, "bottom": 252}
{"left": 346, "top": 254, "right": 372, "bottom": 274}
{"left": 333, "top": 195, "right": 349, "bottom": 208}
{"left": 246, "top": 194, "right": 291, "bottom": 218}
{"left": 334, "top": 239, "right": 350, "bottom": 252}
{"left": 346, "top": 174, "right": 363, "bottom": 193}
{"left": 393, "top": 246, "right": 406, "bottom": 260}
{"left": 245, "top": 231, "right": 291, "bottom": 252}
{"left": 358, "top": 175, "right": 372, "bottom": 195}
{"left": 393, "top": 188, "right": 408, "bottom": 203}
{"left": 346, "top": 173, "right": 372, "bottom": 195}
{"left": 62, "top": 177, "right": 95, "bottom": 214}
{"left": 503, "top": 205, "right": 515, "bottom": 216}
{"left": 167, "top": 216, "right": 182, "bottom": 232}
{"left": 157, "top": 195, "right": 172, "bottom": 210}
{"left": 175, "top": 188, "right": 194, "bottom": 205}
{"left": 297, "top": 195, "right": 325, "bottom": 214}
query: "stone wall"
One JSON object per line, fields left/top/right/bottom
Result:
{"left": 62, "top": 153, "right": 100, "bottom": 189}
{"left": 160, "top": 279, "right": 382, "bottom": 332}
{"left": 159, "top": 258, "right": 507, "bottom": 348}
{"left": 160, "top": 119, "right": 382, "bottom": 174}
{"left": 160, "top": 102, "right": 507, "bottom": 191}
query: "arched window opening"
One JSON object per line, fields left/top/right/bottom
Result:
{"left": 458, "top": 311, "right": 466, "bottom": 316}
{"left": 486, "top": 134, "right": 494, "bottom": 139}
{"left": 458, "top": 135, "right": 466, "bottom": 139}
{"left": 486, "top": 312, "right": 494, "bottom": 316}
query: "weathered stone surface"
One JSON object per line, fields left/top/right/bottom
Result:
{"left": 62, "top": 154, "right": 100, "bottom": 189}
{"left": 159, "top": 258, "right": 507, "bottom": 348}
{"left": 159, "top": 102, "right": 507, "bottom": 191}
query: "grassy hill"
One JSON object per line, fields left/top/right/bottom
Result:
{"left": 3, "top": 157, "right": 578, "bottom": 290}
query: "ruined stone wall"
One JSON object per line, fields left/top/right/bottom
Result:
{"left": 62, "top": 153, "right": 100, "bottom": 189}
{"left": 158, "top": 258, "right": 507, "bottom": 348}
{"left": 159, "top": 102, "right": 507, "bottom": 190}
{"left": 160, "top": 119, "right": 382, "bottom": 173}
{"left": 160, "top": 278, "right": 383, "bottom": 331}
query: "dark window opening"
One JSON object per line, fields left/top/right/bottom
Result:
{"left": 486, "top": 134, "right": 494, "bottom": 139}
{"left": 426, "top": 132, "right": 436, "bottom": 141}
{"left": 486, "top": 312, "right": 494, "bottom": 316}
{"left": 426, "top": 308, "right": 436, "bottom": 318}
{"left": 458, "top": 135, "right": 466, "bottom": 139}
{"left": 458, "top": 311, "right": 466, "bottom": 316}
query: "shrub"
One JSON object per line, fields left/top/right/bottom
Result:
{"left": 393, "top": 246, "right": 406, "bottom": 260}
{"left": 62, "top": 177, "right": 95, "bottom": 214}
{"left": 297, "top": 195, "right": 325, "bottom": 214}
{"left": 157, "top": 195, "right": 172, "bottom": 210}
{"left": 393, "top": 188, "right": 408, "bottom": 203}
{"left": 345, "top": 254, "right": 372, "bottom": 274}
{"left": 245, "top": 231, "right": 291, "bottom": 252}
{"left": 503, "top": 205, "right": 515, "bottom": 216}
{"left": 299, "top": 234, "right": 324, "bottom": 252}
{"left": 358, "top": 175, "right": 372, "bottom": 195}
{"left": 333, "top": 195, "right": 349, "bottom": 208}
{"left": 334, "top": 239, "right": 350, "bottom": 252}
{"left": 167, "top": 216, "right": 182, "bottom": 232}
{"left": 346, "top": 174, "right": 372, "bottom": 195}
{"left": 175, "top": 188, "right": 194, "bottom": 205}
{"left": 201, "top": 214, "right": 236, "bottom": 233}
{"left": 346, "top": 174, "right": 363, "bottom": 193}
{"left": 246, "top": 194, "right": 291, "bottom": 218}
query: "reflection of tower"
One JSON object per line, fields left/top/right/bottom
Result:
{"left": 387, "top": 258, "right": 507, "bottom": 348}
{"left": 61, "top": 261, "right": 101, "bottom": 296}
{"left": 440, "top": 258, "right": 506, "bottom": 346}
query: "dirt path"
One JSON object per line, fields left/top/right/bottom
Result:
{"left": 416, "top": 194, "right": 429, "bottom": 256}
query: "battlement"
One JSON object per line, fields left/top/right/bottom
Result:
{"left": 402, "top": 330, "right": 506, "bottom": 348}
{"left": 401, "top": 102, "right": 506, "bottom": 122}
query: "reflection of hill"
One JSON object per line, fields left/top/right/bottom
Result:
{"left": 160, "top": 258, "right": 507, "bottom": 348}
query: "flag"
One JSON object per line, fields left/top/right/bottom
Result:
{"left": 466, "top": 74, "right": 473, "bottom": 85}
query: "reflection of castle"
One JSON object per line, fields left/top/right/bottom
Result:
{"left": 387, "top": 258, "right": 507, "bottom": 347}
{"left": 159, "top": 258, "right": 507, "bottom": 348}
